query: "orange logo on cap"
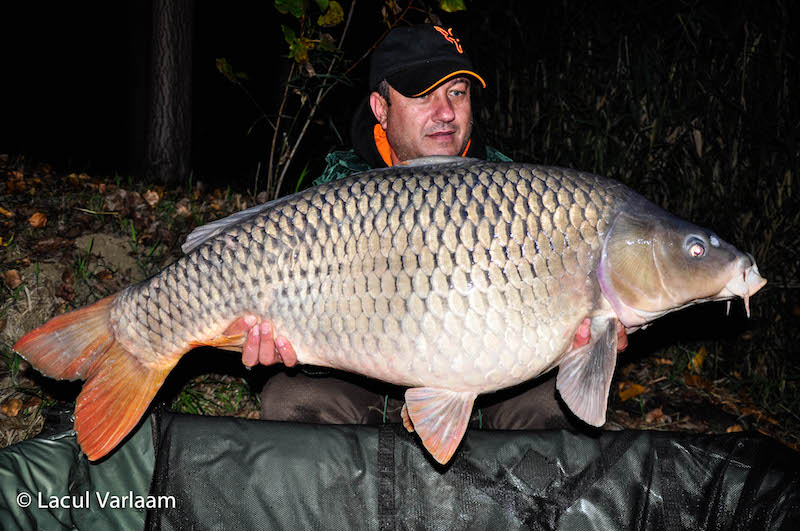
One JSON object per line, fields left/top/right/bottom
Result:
{"left": 434, "top": 26, "right": 463, "bottom": 54}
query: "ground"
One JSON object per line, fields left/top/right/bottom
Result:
{"left": 1, "top": 155, "right": 797, "bottom": 453}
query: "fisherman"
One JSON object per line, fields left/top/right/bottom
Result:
{"left": 224, "top": 24, "right": 586, "bottom": 428}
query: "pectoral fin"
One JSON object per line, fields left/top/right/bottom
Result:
{"left": 556, "top": 318, "right": 619, "bottom": 427}
{"left": 402, "top": 388, "right": 477, "bottom": 464}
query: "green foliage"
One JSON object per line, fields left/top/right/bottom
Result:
{"left": 318, "top": 1, "right": 343, "bottom": 27}
{"left": 218, "top": 1, "right": 466, "bottom": 201}
{"left": 215, "top": 58, "right": 248, "bottom": 83}
{"left": 439, "top": 0, "right": 466, "bottom": 12}
{"left": 274, "top": 0, "right": 304, "bottom": 18}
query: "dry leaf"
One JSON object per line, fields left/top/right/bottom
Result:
{"left": 621, "top": 363, "right": 637, "bottom": 378}
{"left": 0, "top": 398, "right": 23, "bottom": 417}
{"left": 3, "top": 269, "right": 22, "bottom": 289}
{"left": 0, "top": 206, "right": 13, "bottom": 218}
{"left": 645, "top": 407, "right": 664, "bottom": 424}
{"left": 175, "top": 198, "right": 191, "bottom": 218}
{"left": 683, "top": 374, "right": 713, "bottom": 390}
{"left": 143, "top": 189, "right": 160, "bottom": 207}
{"left": 693, "top": 128, "right": 703, "bottom": 157}
{"left": 28, "top": 212, "right": 47, "bottom": 228}
{"left": 688, "top": 346, "right": 707, "bottom": 373}
{"left": 8, "top": 170, "right": 26, "bottom": 192}
{"left": 654, "top": 358, "right": 673, "bottom": 366}
{"left": 97, "top": 270, "right": 113, "bottom": 281}
{"left": 618, "top": 382, "right": 647, "bottom": 402}
{"left": 726, "top": 424, "right": 744, "bottom": 433}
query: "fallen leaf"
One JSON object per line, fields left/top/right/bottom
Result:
{"left": 0, "top": 398, "right": 23, "bottom": 417}
{"left": 618, "top": 382, "right": 647, "bottom": 402}
{"left": 97, "top": 270, "right": 113, "bottom": 281}
{"left": 209, "top": 198, "right": 225, "bottom": 212}
{"left": 654, "top": 358, "right": 673, "bottom": 366}
{"left": 621, "top": 363, "right": 637, "bottom": 378}
{"left": 726, "top": 424, "right": 744, "bottom": 433}
{"left": 61, "top": 268, "right": 75, "bottom": 287}
{"left": 143, "top": 189, "right": 160, "bottom": 207}
{"left": 7, "top": 171, "right": 26, "bottom": 193}
{"left": 645, "top": 407, "right": 664, "bottom": 424}
{"left": 0, "top": 206, "right": 13, "bottom": 218}
{"left": 28, "top": 212, "right": 47, "bottom": 228}
{"left": 683, "top": 373, "right": 713, "bottom": 391}
{"left": 104, "top": 188, "right": 129, "bottom": 213}
{"left": 175, "top": 198, "right": 191, "bottom": 218}
{"left": 56, "top": 283, "right": 75, "bottom": 302}
{"left": 24, "top": 397, "right": 41, "bottom": 408}
{"left": 3, "top": 269, "right": 22, "bottom": 289}
{"left": 688, "top": 345, "right": 707, "bottom": 373}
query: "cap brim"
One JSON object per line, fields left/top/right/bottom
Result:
{"left": 386, "top": 62, "right": 486, "bottom": 98}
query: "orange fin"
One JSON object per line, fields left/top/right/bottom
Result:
{"left": 191, "top": 332, "right": 247, "bottom": 350}
{"left": 14, "top": 295, "right": 177, "bottom": 461}
{"left": 13, "top": 296, "right": 117, "bottom": 380}
{"left": 403, "top": 387, "right": 477, "bottom": 465}
{"left": 556, "top": 317, "right": 618, "bottom": 427}
{"left": 400, "top": 404, "right": 415, "bottom": 433}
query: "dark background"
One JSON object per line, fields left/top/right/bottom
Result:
{"left": 3, "top": 2, "right": 797, "bottom": 193}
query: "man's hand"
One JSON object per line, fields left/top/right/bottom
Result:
{"left": 222, "top": 315, "right": 298, "bottom": 367}
{"left": 571, "top": 318, "right": 628, "bottom": 352}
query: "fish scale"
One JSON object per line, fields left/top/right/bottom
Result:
{"left": 110, "top": 162, "right": 618, "bottom": 391}
{"left": 14, "top": 159, "right": 766, "bottom": 464}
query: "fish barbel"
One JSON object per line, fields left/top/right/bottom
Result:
{"left": 14, "top": 159, "right": 766, "bottom": 464}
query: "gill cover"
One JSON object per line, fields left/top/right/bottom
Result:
{"left": 597, "top": 200, "right": 741, "bottom": 327}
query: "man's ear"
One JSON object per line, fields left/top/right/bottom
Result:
{"left": 369, "top": 92, "right": 389, "bottom": 129}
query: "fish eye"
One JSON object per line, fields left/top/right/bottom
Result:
{"left": 686, "top": 237, "right": 706, "bottom": 258}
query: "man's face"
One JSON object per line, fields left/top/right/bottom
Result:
{"left": 370, "top": 78, "right": 473, "bottom": 164}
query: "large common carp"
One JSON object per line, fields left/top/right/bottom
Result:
{"left": 14, "top": 159, "right": 766, "bottom": 464}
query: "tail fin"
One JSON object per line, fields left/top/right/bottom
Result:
{"left": 13, "top": 295, "right": 175, "bottom": 461}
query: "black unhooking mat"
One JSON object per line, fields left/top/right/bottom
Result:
{"left": 144, "top": 409, "right": 800, "bottom": 530}
{"left": 2, "top": 407, "right": 799, "bottom": 530}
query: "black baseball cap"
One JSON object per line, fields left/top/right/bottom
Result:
{"left": 369, "top": 24, "right": 487, "bottom": 98}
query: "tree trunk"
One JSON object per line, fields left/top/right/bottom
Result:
{"left": 145, "top": 0, "right": 194, "bottom": 185}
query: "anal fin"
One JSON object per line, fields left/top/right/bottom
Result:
{"left": 403, "top": 388, "right": 477, "bottom": 465}
{"left": 556, "top": 318, "right": 619, "bottom": 427}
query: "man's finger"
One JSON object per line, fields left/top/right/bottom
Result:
{"left": 258, "top": 321, "right": 279, "bottom": 365}
{"left": 275, "top": 336, "right": 298, "bottom": 367}
{"left": 242, "top": 322, "right": 260, "bottom": 367}
{"left": 223, "top": 314, "right": 257, "bottom": 337}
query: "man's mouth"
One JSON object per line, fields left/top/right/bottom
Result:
{"left": 427, "top": 130, "right": 455, "bottom": 139}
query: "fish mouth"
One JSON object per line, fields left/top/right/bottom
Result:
{"left": 715, "top": 254, "right": 767, "bottom": 317}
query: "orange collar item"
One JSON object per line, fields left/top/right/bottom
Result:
{"left": 373, "top": 124, "right": 472, "bottom": 166}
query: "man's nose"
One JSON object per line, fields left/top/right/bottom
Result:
{"left": 431, "top": 93, "right": 455, "bottom": 122}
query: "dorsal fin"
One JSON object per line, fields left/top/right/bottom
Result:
{"left": 181, "top": 196, "right": 290, "bottom": 254}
